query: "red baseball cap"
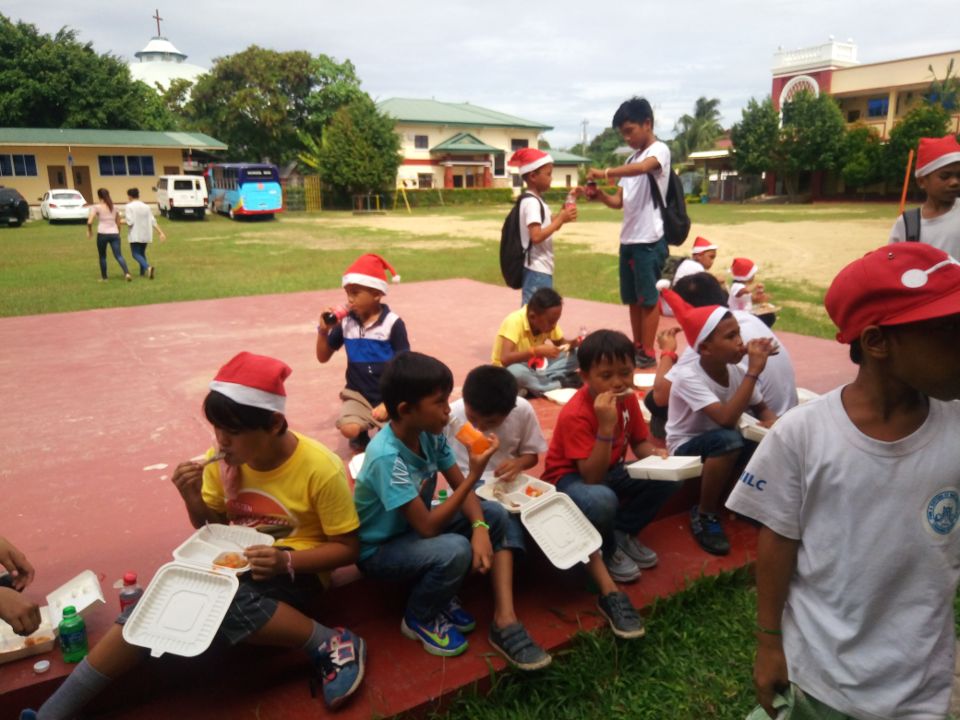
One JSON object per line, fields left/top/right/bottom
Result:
{"left": 825, "top": 244, "right": 960, "bottom": 343}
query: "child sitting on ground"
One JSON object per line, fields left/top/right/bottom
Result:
{"left": 729, "top": 257, "right": 775, "bottom": 328}
{"left": 491, "top": 287, "right": 580, "bottom": 397}
{"left": 729, "top": 243, "right": 960, "bottom": 720}
{"left": 23, "top": 352, "right": 366, "bottom": 720}
{"left": 353, "top": 351, "right": 551, "bottom": 670}
{"left": 660, "top": 289, "right": 777, "bottom": 556}
{"left": 888, "top": 134, "right": 960, "bottom": 259}
{"left": 316, "top": 253, "right": 410, "bottom": 452}
{"left": 672, "top": 236, "right": 718, "bottom": 286}
{"left": 509, "top": 148, "right": 578, "bottom": 305}
{"left": 542, "top": 330, "right": 678, "bottom": 594}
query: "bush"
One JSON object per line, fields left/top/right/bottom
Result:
{"left": 283, "top": 186, "right": 306, "bottom": 211}
{"left": 387, "top": 187, "right": 514, "bottom": 208}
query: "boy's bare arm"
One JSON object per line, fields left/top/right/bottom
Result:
{"left": 493, "top": 453, "right": 538, "bottom": 483}
{"left": 170, "top": 461, "right": 226, "bottom": 528}
{"left": 754, "top": 526, "right": 799, "bottom": 718}
{"left": 630, "top": 439, "right": 667, "bottom": 460}
{"left": 499, "top": 336, "right": 559, "bottom": 366}
{"left": 593, "top": 185, "right": 624, "bottom": 210}
{"left": 245, "top": 531, "right": 359, "bottom": 580}
{"left": 752, "top": 402, "right": 778, "bottom": 427}
{"left": 603, "top": 156, "right": 662, "bottom": 180}
{"left": 653, "top": 327, "right": 681, "bottom": 405}
{"left": 315, "top": 321, "right": 335, "bottom": 363}
{"left": 528, "top": 205, "right": 576, "bottom": 244}
{"left": 575, "top": 391, "right": 618, "bottom": 484}
{"left": 701, "top": 339, "right": 774, "bottom": 427}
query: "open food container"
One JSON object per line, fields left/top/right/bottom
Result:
{"left": 633, "top": 373, "right": 655, "bottom": 389}
{"left": 627, "top": 455, "right": 703, "bottom": 482}
{"left": 347, "top": 452, "right": 365, "bottom": 480}
{"left": 738, "top": 414, "right": 769, "bottom": 443}
{"left": 122, "top": 525, "right": 273, "bottom": 658}
{"left": 476, "top": 474, "right": 600, "bottom": 569}
{"left": 796, "top": 387, "right": 821, "bottom": 405}
{"left": 543, "top": 388, "right": 578, "bottom": 406}
{"left": 0, "top": 570, "right": 105, "bottom": 665}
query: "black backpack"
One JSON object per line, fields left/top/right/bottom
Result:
{"left": 648, "top": 170, "right": 691, "bottom": 247}
{"left": 902, "top": 207, "right": 921, "bottom": 242}
{"left": 500, "top": 192, "right": 545, "bottom": 289}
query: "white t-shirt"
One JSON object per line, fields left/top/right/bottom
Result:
{"left": 672, "top": 258, "right": 706, "bottom": 285}
{"left": 519, "top": 194, "right": 554, "bottom": 274}
{"left": 888, "top": 200, "right": 960, "bottom": 259}
{"left": 729, "top": 281, "right": 752, "bottom": 312}
{"left": 619, "top": 141, "right": 671, "bottom": 245}
{"left": 443, "top": 397, "right": 548, "bottom": 484}
{"left": 665, "top": 360, "right": 762, "bottom": 454}
{"left": 124, "top": 200, "right": 159, "bottom": 244}
{"left": 726, "top": 390, "right": 960, "bottom": 720}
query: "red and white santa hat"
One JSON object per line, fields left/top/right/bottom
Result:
{"left": 342, "top": 253, "right": 400, "bottom": 294}
{"left": 730, "top": 257, "right": 757, "bottom": 282}
{"left": 209, "top": 351, "right": 291, "bottom": 413}
{"left": 508, "top": 147, "right": 554, "bottom": 175}
{"left": 659, "top": 287, "right": 729, "bottom": 352}
{"left": 691, "top": 236, "right": 718, "bottom": 255}
{"left": 915, "top": 135, "right": 960, "bottom": 178}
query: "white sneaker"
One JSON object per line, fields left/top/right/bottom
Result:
{"left": 605, "top": 548, "right": 641, "bottom": 583}
{"left": 615, "top": 530, "right": 659, "bottom": 569}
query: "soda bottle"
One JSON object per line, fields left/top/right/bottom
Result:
{"left": 59, "top": 606, "right": 89, "bottom": 663}
{"left": 563, "top": 191, "right": 577, "bottom": 210}
{"left": 321, "top": 305, "right": 349, "bottom": 326}
{"left": 118, "top": 572, "right": 143, "bottom": 613}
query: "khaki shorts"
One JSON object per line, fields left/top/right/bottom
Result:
{"left": 336, "top": 388, "right": 384, "bottom": 431}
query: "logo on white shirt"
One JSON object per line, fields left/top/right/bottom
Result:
{"left": 925, "top": 489, "right": 959, "bottom": 536}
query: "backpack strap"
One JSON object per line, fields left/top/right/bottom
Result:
{"left": 902, "top": 208, "right": 921, "bottom": 242}
{"left": 647, "top": 172, "right": 665, "bottom": 210}
{"left": 517, "top": 192, "right": 546, "bottom": 262}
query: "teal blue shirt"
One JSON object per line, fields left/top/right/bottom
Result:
{"left": 354, "top": 423, "right": 457, "bottom": 561}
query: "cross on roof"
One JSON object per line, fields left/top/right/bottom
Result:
{"left": 153, "top": 9, "right": 163, "bottom": 36}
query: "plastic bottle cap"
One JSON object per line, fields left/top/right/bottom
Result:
{"left": 34, "top": 660, "right": 51, "bottom": 674}
{"left": 62, "top": 605, "right": 76, "bottom": 617}
{"left": 438, "top": 489, "right": 448, "bottom": 499}
{"left": 123, "top": 572, "right": 138, "bottom": 585}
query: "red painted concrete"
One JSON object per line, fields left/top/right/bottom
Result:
{"left": 0, "top": 280, "right": 855, "bottom": 719}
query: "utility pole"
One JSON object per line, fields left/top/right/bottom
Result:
{"left": 580, "top": 119, "right": 589, "bottom": 156}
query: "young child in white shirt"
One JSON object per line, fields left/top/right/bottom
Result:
{"left": 672, "top": 236, "right": 718, "bottom": 286}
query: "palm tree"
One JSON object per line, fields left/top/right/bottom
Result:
{"left": 670, "top": 97, "right": 723, "bottom": 162}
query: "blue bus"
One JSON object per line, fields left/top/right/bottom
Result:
{"left": 205, "top": 163, "right": 283, "bottom": 219}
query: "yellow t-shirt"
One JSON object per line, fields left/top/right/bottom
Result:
{"left": 201, "top": 432, "right": 359, "bottom": 566}
{"left": 491, "top": 306, "right": 564, "bottom": 366}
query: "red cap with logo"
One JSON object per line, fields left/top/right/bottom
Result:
{"left": 825, "top": 244, "right": 960, "bottom": 344}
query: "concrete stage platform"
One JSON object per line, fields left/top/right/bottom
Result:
{"left": 0, "top": 280, "right": 854, "bottom": 719}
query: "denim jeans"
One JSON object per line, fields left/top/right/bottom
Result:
{"left": 129, "top": 242, "right": 149, "bottom": 275}
{"left": 557, "top": 463, "right": 680, "bottom": 559}
{"left": 357, "top": 487, "right": 508, "bottom": 623}
{"left": 96, "top": 233, "right": 129, "bottom": 278}
{"left": 675, "top": 427, "right": 752, "bottom": 459}
{"left": 506, "top": 350, "right": 579, "bottom": 396}
{"left": 521, "top": 268, "right": 553, "bottom": 306}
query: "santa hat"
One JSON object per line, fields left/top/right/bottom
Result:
{"left": 508, "top": 148, "right": 553, "bottom": 175}
{"left": 730, "top": 257, "right": 757, "bottom": 282}
{"left": 342, "top": 253, "right": 400, "bottom": 294}
{"left": 209, "top": 352, "right": 291, "bottom": 413}
{"left": 659, "top": 286, "right": 729, "bottom": 352}
{"left": 915, "top": 135, "right": 960, "bottom": 178}
{"left": 691, "top": 236, "right": 718, "bottom": 254}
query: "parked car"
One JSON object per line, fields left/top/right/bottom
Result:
{"left": 40, "top": 189, "right": 88, "bottom": 222}
{"left": 0, "top": 186, "right": 29, "bottom": 227}
{"left": 155, "top": 175, "right": 207, "bottom": 219}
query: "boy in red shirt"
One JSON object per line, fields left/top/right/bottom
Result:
{"left": 543, "top": 330, "right": 678, "bottom": 586}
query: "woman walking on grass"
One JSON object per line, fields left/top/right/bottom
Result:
{"left": 87, "top": 188, "right": 131, "bottom": 282}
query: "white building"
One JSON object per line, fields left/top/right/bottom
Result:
{"left": 129, "top": 35, "right": 206, "bottom": 91}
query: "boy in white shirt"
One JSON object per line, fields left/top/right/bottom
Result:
{"left": 124, "top": 187, "right": 166, "bottom": 279}
{"left": 888, "top": 134, "right": 960, "bottom": 258}
{"left": 585, "top": 97, "right": 672, "bottom": 369}
{"left": 673, "top": 236, "right": 718, "bottom": 286}
{"left": 508, "top": 148, "right": 577, "bottom": 305}
{"left": 660, "top": 288, "right": 777, "bottom": 556}
{"left": 728, "top": 243, "right": 960, "bottom": 720}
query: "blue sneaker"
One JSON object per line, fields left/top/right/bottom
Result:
{"left": 311, "top": 627, "right": 366, "bottom": 710}
{"left": 440, "top": 596, "right": 476, "bottom": 633}
{"left": 690, "top": 505, "right": 730, "bottom": 556}
{"left": 20, "top": 712, "right": 37, "bottom": 720}
{"left": 401, "top": 614, "right": 468, "bottom": 657}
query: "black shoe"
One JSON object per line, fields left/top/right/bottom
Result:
{"left": 634, "top": 349, "right": 657, "bottom": 369}
{"left": 348, "top": 430, "right": 370, "bottom": 453}
{"left": 689, "top": 505, "right": 731, "bottom": 556}
{"left": 560, "top": 373, "right": 583, "bottom": 389}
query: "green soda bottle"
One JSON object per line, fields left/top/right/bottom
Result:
{"left": 59, "top": 605, "right": 89, "bottom": 663}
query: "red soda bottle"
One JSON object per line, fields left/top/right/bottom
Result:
{"left": 118, "top": 572, "right": 143, "bottom": 612}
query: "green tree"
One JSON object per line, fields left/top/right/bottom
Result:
{"left": 840, "top": 124, "right": 883, "bottom": 195}
{"left": 730, "top": 97, "right": 780, "bottom": 175}
{"left": 316, "top": 95, "right": 401, "bottom": 196}
{"left": 186, "top": 46, "right": 362, "bottom": 164}
{"left": 571, "top": 126, "right": 624, "bottom": 167}
{"left": 669, "top": 97, "right": 723, "bottom": 162}
{"left": 883, "top": 99, "right": 952, "bottom": 189}
{"left": 928, "top": 57, "right": 959, "bottom": 111}
{"left": 0, "top": 14, "right": 179, "bottom": 129}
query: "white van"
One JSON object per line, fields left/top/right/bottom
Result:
{"left": 155, "top": 175, "right": 207, "bottom": 219}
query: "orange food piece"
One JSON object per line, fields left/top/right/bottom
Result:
{"left": 524, "top": 486, "right": 544, "bottom": 498}
{"left": 24, "top": 635, "right": 53, "bottom": 647}
{"left": 455, "top": 423, "right": 491, "bottom": 455}
{"left": 212, "top": 551, "right": 247, "bottom": 569}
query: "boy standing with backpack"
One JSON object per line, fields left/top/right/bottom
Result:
{"left": 586, "top": 97, "right": 675, "bottom": 369}
{"left": 501, "top": 148, "right": 577, "bottom": 305}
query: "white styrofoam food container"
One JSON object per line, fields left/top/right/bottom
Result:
{"left": 0, "top": 570, "right": 105, "bottom": 665}
{"left": 543, "top": 388, "right": 577, "bottom": 406}
{"left": 796, "top": 387, "right": 820, "bottom": 405}
{"left": 348, "top": 452, "right": 365, "bottom": 479}
{"left": 627, "top": 455, "right": 703, "bottom": 481}
{"left": 123, "top": 525, "right": 274, "bottom": 658}
{"left": 521, "top": 493, "right": 602, "bottom": 570}
{"left": 633, "top": 373, "right": 655, "bottom": 389}
{"left": 475, "top": 475, "right": 555, "bottom": 514}
{"left": 738, "top": 414, "right": 769, "bottom": 442}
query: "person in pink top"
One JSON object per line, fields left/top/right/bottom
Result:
{"left": 87, "top": 188, "right": 131, "bottom": 282}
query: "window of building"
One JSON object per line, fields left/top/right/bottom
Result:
{"left": 417, "top": 173, "right": 433, "bottom": 189}
{"left": 0, "top": 154, "right": 38, "bottom": 176}
{"left": 465, "top": 173, "right": 476, "bottom": 188}
{"left": 414, "top": 135, "right": 429, "bottom": 149}
{"left": 99, "top": 155, "right": 129, "bottom": 176}
{"left": 452, "top": 175, "right": 464, "bottom": 188}
{"left": 493, "top": 153, "right": 506, "bottom": 177}
{"left": 510, "top": 139, "right": 529, "bottom": 151}
{"left": 847, "top": 109, "right": 861, "bottom": 123}
{"left": 126, "top": 156, "right": 155, "bottom": 176}
{"left": 867, "top": 97, "right": 889, "bottom": 118}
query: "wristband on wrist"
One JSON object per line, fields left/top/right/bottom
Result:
{"left": 661, "top": 351, "right": 678, "bottom": 363}
{"left": 472, "top": 520, "right": 490, "bottom": 531}
{"left": 755, "top": 624, "right": 781, "bottom": 636}
{"left": 595, "top": 434, "right": 615, "bottom": 443}
{"left": 283, "top": 550, "right": 295, "bottom": 581}
{"left": 745, "top": 373, "right": 760, "bottom": 381}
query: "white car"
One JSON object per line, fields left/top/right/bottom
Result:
{"left": 40, "top": 190, "right": 88, "bottom": 222}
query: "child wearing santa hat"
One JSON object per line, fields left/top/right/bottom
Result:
{"left": 673, "top": 236, "right": 719, "bottom": 286}
{"left": 660, "top": 289, "right": 778, "bottom": 556}
{"left": 317, "top": 253, "right": 410, "bottom": 452}
{"left": 728, "top": 243, "right": 960, "bottom": 720}
{"left": 24, "top": 352, "right": 367, "bottom": 719}
{"left": 728, "top": 257, "right": 775, "bottom": 329}
{"left": 889, "top": 134, "right": 960, "bottom": 259}
{"left": 508, "top": 147, "right": 578, "bottom": 305}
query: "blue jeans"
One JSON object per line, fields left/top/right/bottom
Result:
{"left": 675, "top": 427, "right": 750, "bottom": 459}
{"left": 96, "top": 233, "right": 129, "bottom": 278}
{"left": 129, "top": 242, "right": 149, "bottom": 275}
{"left": 557, "top": 463, "right": 679, "bottom": 559}
{"left": 506, "top": 350, "right": 579, "bottom": 396}
{"left": 357, "top": 491, "right": 508, "bottom": 623}
{"left": 521, "top": 268, "right": 553, "bottom": 306}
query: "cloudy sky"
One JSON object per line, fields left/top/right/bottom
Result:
{"left": 6, "top": 0, "right": 956, "bottom": 147}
